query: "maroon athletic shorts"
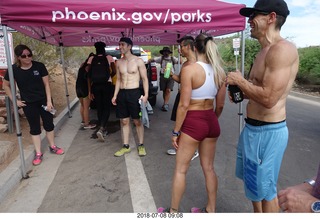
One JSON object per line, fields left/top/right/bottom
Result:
{"left": 181, "top": 109, "right": 220, "bottom": 141}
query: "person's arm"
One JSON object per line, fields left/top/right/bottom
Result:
{"left": 138, "top": 58, "right": 149, "bottom": 103}
{"left": 173, "top": 64, "right": 193, "bottom": 149}
{"left": 107, "top": 55, "right": 116, "bottom": 77}
{"left": 42, "top": 75, "right": 53, "bottom": 110}
{"left": 3, "top": 79, "right": 26, "bottom": 108}
{"left": 227, "top": 42, "right": 297, "bottom": 108}
{"left": 112, "top": 61, "right": 121, "bottom": 105}
{"left": 215, "top": 82, "right": 226, "bottom": 118}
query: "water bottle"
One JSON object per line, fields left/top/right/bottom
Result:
{"left": 41, "top": 105, "right": 57, "bottom": 115}
{"left": 228, "top": 85, "right": 244, "bottom": 103}
{"left": 164, "top": 62, "right": 172, "bottom": 79}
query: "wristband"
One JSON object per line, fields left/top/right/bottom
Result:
{"left": 304, "top": 179, "right": 315, "bottom": 187}
{"left": 172, "top": 130, "right": 181, "bottom": 137}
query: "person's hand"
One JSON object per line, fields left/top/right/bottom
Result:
{"left": 278, "top": 187, "right": 318, "bottom": 212}
{"left": 89, "top": 92, "right": 94, "bottom": 101}
{"left": 226, "top": 70, "right": 242, "bottom": 86}
{"left": 140, "top": 95, "right": 148, "bottom": 104}
{"left": 17, "top": 100, "right": 26, "bottom": 108}
{"left": 46, "top": 101, "right": 54, "bottom": 111}
{"left": 172, "top": 136, "right": 179, "bottom": 150}
{"left": 111, "top": 96, "right": 117, "bottom": 105}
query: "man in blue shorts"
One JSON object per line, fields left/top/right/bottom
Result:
{"left": 226, "top": 0, "right": 299, "bottom": 212}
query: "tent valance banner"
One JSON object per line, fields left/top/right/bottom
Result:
{"left": 0, "top": 0, "right": 246, "bottom": 46}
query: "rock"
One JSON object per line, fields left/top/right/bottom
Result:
{"left": 0, "top": 123, "right": 8, "bottom": 133}
{"left": 0, "top": 116, "right": 6, "bottom": 124}
{"left": 0, "top": 141, "right": 14, "bottom": 166}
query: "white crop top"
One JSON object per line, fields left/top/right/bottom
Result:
{"left": 191, "top": 61, "right": 218, "bottom": 100}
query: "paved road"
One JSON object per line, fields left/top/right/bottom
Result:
{"left": 0, "top": 88, "right": 319, "bottom": 216}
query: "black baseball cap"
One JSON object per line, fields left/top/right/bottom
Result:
{"left": 239, "top": 0, "right": 290, "bottom": 18}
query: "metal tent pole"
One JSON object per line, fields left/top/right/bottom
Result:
{"left": 238, "top": 30, "right": 246, "bottom": 134}
{"left": 59, "top": 44, "right": 71, "bottom": 118}
{"left": 2, "top": 25, "right": 27, "bottom": 178}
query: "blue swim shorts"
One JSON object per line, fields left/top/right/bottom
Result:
{"left": 235, "top": 121, "right": 288, "bottom": 201}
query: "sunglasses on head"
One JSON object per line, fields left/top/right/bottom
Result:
{"left": 20, "top": 54, "right": 33, "bottom": 58}
{"left": 249, "top": 11, "right": 270, "bottom": 20}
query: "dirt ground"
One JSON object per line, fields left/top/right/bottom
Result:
{"left": 0, "top": 69, "right": 77, "bottom": 172}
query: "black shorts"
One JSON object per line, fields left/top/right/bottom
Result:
{"left": 116, "top": 88, "right": 141, "bottom": 119}
{"left": 76, "top": 87, "right": 89, "bottom": 98}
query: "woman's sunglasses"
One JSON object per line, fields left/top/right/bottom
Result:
{"left": 20, "top": 54, "right": 33, "bottom": 58}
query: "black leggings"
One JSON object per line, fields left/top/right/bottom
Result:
{"left": 92, "top": 82, "right": 112, "bottom": 129}
{"left": 23, "top": 100, "right": 54, "bottom": 135}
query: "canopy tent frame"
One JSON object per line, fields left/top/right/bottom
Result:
{"left": 0, "top": 0, "right": 247, "bottom": 179}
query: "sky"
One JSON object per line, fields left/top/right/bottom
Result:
{"left": 221, "top": 0, "right": 320, "bottom": 48}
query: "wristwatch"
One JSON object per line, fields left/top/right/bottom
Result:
{"left": 304, "top": 179, "right": 316, "bottom": 186}
{"left": 311, "top": 201, "right": 320, "bottom": 213}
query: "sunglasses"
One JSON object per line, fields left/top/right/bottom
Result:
{"left": 20, "top": 54, "right": 33, "bottom": 58}
{"left": 249, "top": 11, "right": 270, "bottom": 20}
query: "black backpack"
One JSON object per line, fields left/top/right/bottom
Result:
{"left": 90, "top": 55, "right": 110, "bottom": 84}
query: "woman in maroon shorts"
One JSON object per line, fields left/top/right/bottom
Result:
{"left": 158, "top": 33, "right": 226, "bottom": 213}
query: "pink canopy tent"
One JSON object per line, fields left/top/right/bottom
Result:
{"left": 0, "top": 0, "right": 245, "bottom": 46}
{"left": 0, "top": 0, "right": 246, "bottom": 179}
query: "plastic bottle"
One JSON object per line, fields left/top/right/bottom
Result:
{"left": 164, "top": 62, "right": 172, "bottom": 79}
{"left": 41, "top": 105, "right": 57, "bottom": 115}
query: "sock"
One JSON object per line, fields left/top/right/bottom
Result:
{"left": 138, "top": 143, "right": 144, "bottom": 147}
{"left": 123, "top": 144, "right": 129, "bottom": 149}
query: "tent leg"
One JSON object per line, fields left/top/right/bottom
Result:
{"left": 238, "top": 30, "right": 246, "bottom": 134}
{"left": 2, "top": 25, "right": 28, "bottom": 179}
{"left": 59, "top": 46, "right": 72, "bottom": 118}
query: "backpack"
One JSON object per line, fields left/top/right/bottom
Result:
{"left": 90, "top": 55, "right": 110, "bottom": 84}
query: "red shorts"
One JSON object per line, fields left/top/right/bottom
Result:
{"left": 181, "top": 109, "right": 220, "bottom": 141}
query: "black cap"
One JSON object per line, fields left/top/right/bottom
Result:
{"left": 119, "top": 37, "right": 133, "bottom": 46}
{"left": 239, "top": 0, "right": 290, "bottom": 18}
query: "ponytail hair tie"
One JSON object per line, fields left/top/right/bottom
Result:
{"left": 204, "top": 36, "right": 213, "bottom": 45}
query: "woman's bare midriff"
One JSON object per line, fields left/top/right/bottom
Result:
{"left": 188, "top": 99, "right": 214, "bottom": 111}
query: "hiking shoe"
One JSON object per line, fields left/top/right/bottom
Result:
{"left": 191, "top": 151, "right": 199, "bottom": 161}
{"left": 190, "top": 207, "right": 208, "bottom": 213}
{"left": 114, "top": 147, "right": 131, "bottom": 157}
{"left": 167, "top": 149, "right": 176, "bottom": 155}
{"left": 138, "top": 145, "right": 147, "bottom": 156}
{"left": 49, "top": 145, "right": 64, "bottom": 155}
{"left": 83, "top": 123, "right": 96, "bottom": 129}
{"left": 161, "top": 104, "right": 169, "bottom": 112}
{"left": 32, "top": 152, "right": 43, "bottom": 166}
{"left": 96, "top": 129, "right": 105, "bottom": 142}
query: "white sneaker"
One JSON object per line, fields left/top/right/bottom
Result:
{"left": 167, "top": 149, "right": 176, "bottom": 155}
{"left": 97, "top": 129, "right": 105, "bottom": 142}
{"left": 191, "top": 151, "right": 199, "bottom": 160}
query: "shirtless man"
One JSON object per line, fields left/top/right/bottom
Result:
{"left": 112, "top": 37, "right": 149, "bottom": 157}
{"left": 226, "top": 0, "right": 299, "bottom": 213}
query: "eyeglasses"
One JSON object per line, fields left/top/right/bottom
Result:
{"left": 20, "top": 54, "right": 33, "bottom": 58}
{"left": 249, "top": 11, "right": 270, "bottom": 20}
